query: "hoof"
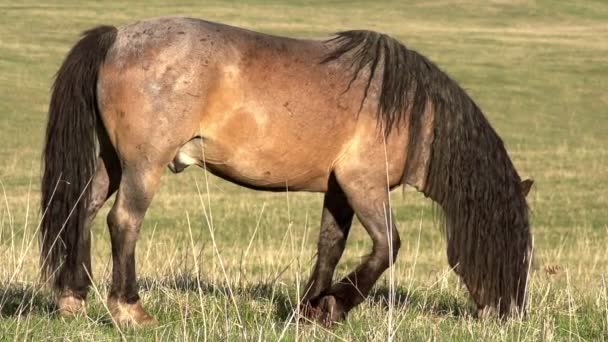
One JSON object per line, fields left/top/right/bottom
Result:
{"left": 108, "top": 298, "right": 158, "bottom": 328}
{"left": 300, "top": 295, "right": 346, "bottom": 327}
{"left": 299, "top": 301, "right": 322, "bottom": 323}
{"left": 56, "top": 292, "right": 86, "bottom": 317}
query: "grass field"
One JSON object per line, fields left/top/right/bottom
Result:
{"left": 1, "top": 0, "right": 607, "bottom": 340}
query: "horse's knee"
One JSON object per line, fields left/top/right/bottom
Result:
{"left": 374, "top": 233, "right": 401, "bottom": 269}
{"left": 107, "top": 205, "right": 143, "bottom": 237}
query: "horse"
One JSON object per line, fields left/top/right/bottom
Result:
{"left": 40, "top": 17, "right": 533, "bottom": 327}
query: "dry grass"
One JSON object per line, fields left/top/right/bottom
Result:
{"left": 1, "top": 0, "right": 607, "bottom": 340}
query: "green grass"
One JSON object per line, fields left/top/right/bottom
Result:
{"left": 1, "top": 0, "right": 608, "bottom": 340}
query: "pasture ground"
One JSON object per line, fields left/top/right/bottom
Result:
{"left": 0, "top": 1, "right": 607, "bottom": 340}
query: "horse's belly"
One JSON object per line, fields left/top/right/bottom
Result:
{"left": 169, "top": 136, "right": 331, "bottom": 192}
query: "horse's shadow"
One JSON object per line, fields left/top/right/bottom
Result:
{"left": 138, "top": 274, "right": 294, "bottom": 321}
{"left": 368, "top": 286, "right": 470, "bottom": 318}
{"left": 0, "top": 284, "right": 55, "bottom": 317}
{"left": 138, "top": 274, "right": 471, "bottom": 321}
{"left": 0, "top": 276, "right": 469, "bottom": 322}
{"left": 0, "top": 277, "right": 293, "bottom": 323}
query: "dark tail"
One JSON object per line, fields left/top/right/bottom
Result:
{"left": 40, "top": 26, "right": 117, "bottom": 286}
{"left": 324, "top": 31, "right": 532, "bottom": 317}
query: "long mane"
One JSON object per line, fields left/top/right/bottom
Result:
{"left": 322, "top": 30, "right": 532, "bottom": 316}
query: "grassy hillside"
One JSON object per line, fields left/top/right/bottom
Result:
{"left": 1, "top": 1, "right": 607, "bottom": 340}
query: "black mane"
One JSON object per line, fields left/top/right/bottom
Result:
{"left": 323, "top": 30, "right": 532, "bottom": 316}
{"left": 322, "top": 30, "right": 434, "bottom": 136}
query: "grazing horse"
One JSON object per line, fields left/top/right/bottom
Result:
{"left": 40, "top": 17, "right": 533, "bottom": 327}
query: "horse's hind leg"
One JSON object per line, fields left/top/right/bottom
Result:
{"left": 301, "top": 175, "right": 354, "bottom": 315}
{"left": 310, "top": 171, "right": 400, "bottom": 325}
{"left": 56, "top": 141, "right": 121, "bottom": 316}
{"left": 105, "top": 159, "right": 166, "bottom": 327}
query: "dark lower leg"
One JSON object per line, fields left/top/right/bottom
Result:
{"left": 302, "top": 179, "right": 354, "bottom": 303}
{"left": 56, "top": 152, "right": 121, "bottom": 303}
{"left": 325, "top": 237, "right": 399, "bottom": 311}
{"left": 313, "top": 193, "right": 400, "bottom": 324}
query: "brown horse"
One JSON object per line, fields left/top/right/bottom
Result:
{"left": 40, "top": 17, "right": 533, "bottom": 327}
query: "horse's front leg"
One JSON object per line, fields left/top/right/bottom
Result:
{"left": 300, "top": 176, "right": 354, "bottom": 319}
{"left": 105, "top": 162, "right": 164, "bottom": 327}
{"left": 309, "top": 172, "right": 401, "bottom": 326}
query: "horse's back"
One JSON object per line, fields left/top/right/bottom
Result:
{"left": 98, "top": 17, "right": 395, "bottom": 191}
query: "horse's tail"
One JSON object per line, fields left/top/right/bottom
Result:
{"left": 419, "top": 60, "right": 532, "bottom": 317}
{"left": 40, "top": 26, "right": 117, "bottom": 285}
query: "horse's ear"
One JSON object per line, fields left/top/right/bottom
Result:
{"left": 520, "top": 179, "right": 534, "bottom": 197}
